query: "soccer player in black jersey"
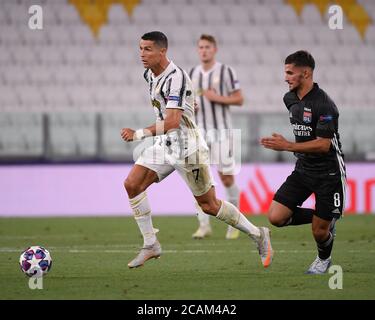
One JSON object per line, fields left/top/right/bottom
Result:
{"left": 261, "top": 50, "right": 346, "bottom": 274}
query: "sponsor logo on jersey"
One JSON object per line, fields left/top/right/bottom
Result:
{"left": 168, "top": 96, "right": 180, "bottom": 102}
{"left": 320, "top": 115, "right": 333, "bottom": 122}
{"left": 152, "top": 99, "right": 161, "bottom": 109}
{"left": 303, "top": 111, "right": 312, "bottom": 123}
{"left": 292, "top": 123, "right": 312, "bottom": 137}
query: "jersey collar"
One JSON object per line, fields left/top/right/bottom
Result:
{"left": 200, "top": 61, "right": 220, "bottom": 75}
{"left": 151, "top": 60, "right": 175, "bottom": 81}
{"left": 300, "top": 82, "right": 320, "bottom": 101}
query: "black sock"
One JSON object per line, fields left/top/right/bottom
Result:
{"left": 317, "top": 232, "right": 334, "bottom": 260}
{"left": 284, "top": 207, "right": 314, "bottom": 226}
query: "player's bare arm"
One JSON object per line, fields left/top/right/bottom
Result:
{"left": 261, "top": 133, "right": 331, "bottom": 153}
{"left": 121, "top": 108, "right": 182, "bottom": 142}
{"left": 203, "top": 89, "right": 244, "bottom": 106}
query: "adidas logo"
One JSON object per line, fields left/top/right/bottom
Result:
{"left": 332, "top": 208, "right": 341, "bottom": 214}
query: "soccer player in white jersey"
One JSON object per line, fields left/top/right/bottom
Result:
{"left": 121, "top": 31, "right": 273, "bottom": 269}
{"left": 189, "top": 34, "right": 244, "bottom": 240}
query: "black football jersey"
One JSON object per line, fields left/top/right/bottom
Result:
{"left": 283, "top": 83, "right": 346, "bottom": 176}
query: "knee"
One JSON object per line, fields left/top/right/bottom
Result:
{"left": 124, "top": 178, "right": 142, "bottom": 198}
{"left": 312, "top": 226, "right": 329, "bottom": 242}
{"left": 268, "top": 207, "right": 288, "bottom": 227}
{"left": 268, "top": 215, "right": 285, "bottom": 227}
{"left": 221, "top": 176, "right": 234, "bottom": 188}
{"left": 197, "top": 200, "right": 220, "bottom": 216}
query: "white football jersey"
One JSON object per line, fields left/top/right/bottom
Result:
{"left": 144, "top": 60, "right": 207, "bottom": 158}
{"left": 189, "top": 62, "right": 241, "bottom": 132}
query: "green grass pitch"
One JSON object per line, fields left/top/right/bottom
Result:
{"left": 0, "top": 215, "right": 374, "bottom": 300}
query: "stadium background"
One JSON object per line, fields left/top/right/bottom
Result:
{"left": 0, "top": 0, "right": 374, "bottom": 216}
{"left": 0, "top": 0, "right": 375, "bottom": 301}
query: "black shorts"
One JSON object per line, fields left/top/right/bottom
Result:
{"left": 273, "top": 170, "right": 346, "bottom": 221}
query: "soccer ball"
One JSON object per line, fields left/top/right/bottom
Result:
{"left": 19, "top": 246, "right": 52, "bottom": 277}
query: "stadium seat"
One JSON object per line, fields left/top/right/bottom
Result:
{"left": 0, "top": 49, "right": 13, "bottom": 65}
{"left": 67, "top": 87, "right": 95, "bottom": 110}
{"left": 46, "top": 26, "right": 74, "bottom": 45}
{"left": 216, "top": 26, "right": 244, "bottom": 45}
{"left": 179, "top": 6, "right": 204, "bottom": 25}
{"left": 11, "top": 47, "right": 39, "bottom": 66}
{"left": 0, "top": 0, "right": 373, "bottom": 163}
{"left": 202, "top": 6, "right": 228, "bottom": 25}
{"left": 312, "top": 26, "right": 340, "bottom": 45}
{"left": 0, "top": 112, "right": 43, "bottom": 157}
{"left": 0, "top": 87, "right": 19, "bottom": 110}
{"left": 168, "top": 26, "right": 195, "bottom": 46}
{"left": 242, "top": 27, "right": 268, "bottom": 46}
{"left": 101, "top": 66, "right": 129, "bottom": 86}
{"left": 18, "top": 25, "right": 50, "bottom": 46}
{"left": 331, "top": 45, "right": 357, "bottom": 64}
{"left": 338, "top": 26, "right": 363, "bottom": 45}
{"left": 364, "top": 24, "right": 375, "bottom": 45}
{"left": 250, "top": 5, "right": 277, "bottom": 25}
{"left": 0, "top": 26, "right": 22, "bottom": 45}
{"left": 70, "top": 24, "right": 96, "bottom": 45}
{"left": 0, "top": 7, "right": 8, "bottom": 25}
{"left": 274, "top": 5, "right": 300, "bottom": 25}
{"left": 265, "top": 26, "right": 292, "bottom": 45}
{"left": 54, "top": 66, "right": 80, "bottom": 86}
{"left": 43, "top": 87, "right": 71, "bottom": 110}
{"left": 300, "top": 4, "right": 322, "bottom": 25}
{"left": 2, "top": 66, "right": 30, "bottom": 86}
{"left": 132, "top": 6, "right": 157, "bottom": 25}
{"left": 63, "top": 45, "right": 90, "bottom": 65}
{"left": 27, "top": 66, "right": 55, "bottom": 86}
{"left": 153, "top": 5, "right": 180, "bottom": 26}
{"left": 55, "top": 4, "right": 82, "bottom": 24}
{"left": 288, "top": 27, "right": 317, "bottom": 47}
{"left": 357, "top": 46, "right": 375, "bottom": 65}
{"left": 235, "top": 46, "right": 260, "bottom": 65}
{"left": 98, "top": 25, "right": 123, "bottom": 45}
{"left": 88, "top": 45, "right": 114, "bottom": 65}
{"left": 17, "top": 86, "right": 45, "bottom": 109}
{"left": 107, "top": 4, "right": 130, "bottom": 25}
{"left": 226, "top": 6, "right": 251, "bottom": 25}
{"left": 92, "top": 86, "right": 121, "bottom": 109}
{"left": 48, "top": 112, "right": 97, "bottom": 158}
{"left": 100, "top": 112, "right": 138, "bottom": 160}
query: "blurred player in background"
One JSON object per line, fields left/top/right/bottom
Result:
{"left": 121, "top": 31, "right": 273, "bottom": 269}
{"left": 261, "top": 50, "right": 346, "bottom": 274}
{"left": 189, "top": 34, "right": 244, "bottom": 240}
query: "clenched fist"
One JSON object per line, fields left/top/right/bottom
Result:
{"left": 121, "top": 128, "right": 135, "bottom": 142}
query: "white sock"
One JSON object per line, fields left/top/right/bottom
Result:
{"left": 216, "top": 200, "right": 260, "bottom": 237}
{"left": 195, "top": 201, "right": 210, "bottom": 227}
{"left": 129, "top": 191, "right": 156, "bottom": 247}
{"left": 225, "top": 183, "right": 240, "bottom": 232}
{"left": 225, "top": 183, "right": 240, "bottom": 207}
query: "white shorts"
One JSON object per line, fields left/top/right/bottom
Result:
{"left": 135, "top": 143, "right": 215, "bottom": 197}
{"left": 208, "top": 138, "right": 236, "bottom": 175}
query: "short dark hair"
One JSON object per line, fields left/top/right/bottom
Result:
{"left": 285, "top": 50, "right": 315, "bottom": 70}
{"left": 199, "top": 34, "right": 217, "bottom": 47}
{"left": 141, "top": 31, "right": 168, "bottom": 49}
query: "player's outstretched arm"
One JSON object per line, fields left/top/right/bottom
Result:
{"left": 120, "top": 109, "right": 183, "bottom": 142}
{"left": 203, "top": 89, "right": 244, "bottom": 106}
{"left": 261, "top": 133, "right": 331, "bottom": 153}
